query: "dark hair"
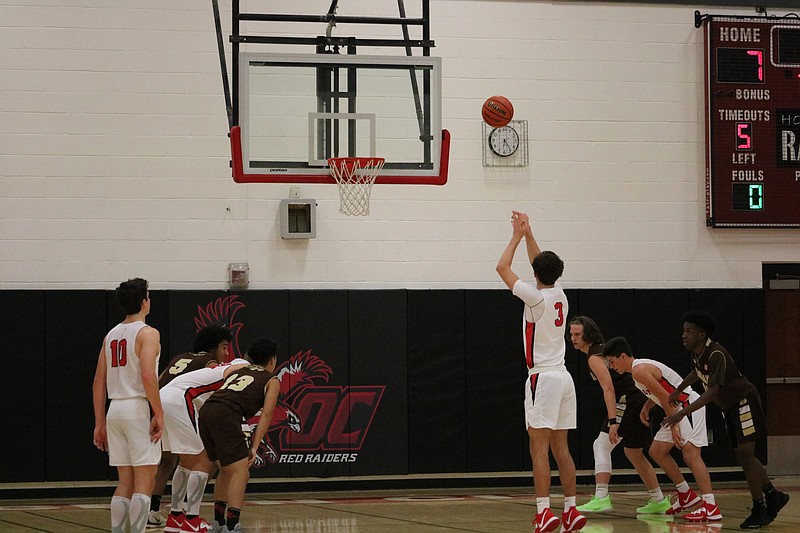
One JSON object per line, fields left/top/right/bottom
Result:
{"left": 192, "top": 325, "right": 233, "bottom": 353}
{"left": 602, "top": 336, "right": 633, "bottom": 358}
{"left": 246, "top": 337, "right": 278, "bottom": 366}
{"left": 532, "top": 250, "right": 564, "bottom": 286}
{"left": 568, "top": 316, "right": 604, "bottom": 344}
{"left": 681, "top": 310, "right": 716, "bottom": 336}
{"left": 115, "top": 278, "right": 149, "bottom": 315}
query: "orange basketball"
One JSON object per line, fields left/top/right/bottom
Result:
{"left": 482, "top": 96, "right": 514, "bottom": 128}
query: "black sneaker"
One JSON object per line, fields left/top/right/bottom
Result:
{"left": 765, "top": 490, "right": 789, "bottom": 520}
{"left": 740, "top": 503, "right": 771, "bottom": 529}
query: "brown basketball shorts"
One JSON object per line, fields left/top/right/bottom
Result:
{"left": 616, "top": 390, "right": 652, "bottom": 449}
{"left": 722, "top": 390, "right": 767, "bottom": 447}
{"left": 198, "top": 401, "right": 250, "bottom": 467}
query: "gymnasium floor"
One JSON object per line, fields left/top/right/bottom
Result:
{"left": 0, "top": 478, "right": 797, "bottom": 533}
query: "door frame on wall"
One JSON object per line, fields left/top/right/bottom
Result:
{"left": 763, "top": 263, "right": 800, "bottom": 474}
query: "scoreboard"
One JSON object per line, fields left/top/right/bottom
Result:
{"left": 703, "top": 16, "right": 800, "bottom": 227}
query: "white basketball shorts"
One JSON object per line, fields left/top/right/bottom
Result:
{"left": 160, "top": 389, "right": 204, "bottom": 455}
{"left": 654, "top": 405, "right": 708, "bottom": 448}
{"left": 524, "top": 370, "right": 577, "bottom": 430}
{"left": 107, "top": 398, "right": 161, "bottom": 467}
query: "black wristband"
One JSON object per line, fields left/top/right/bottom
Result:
{"left": 608, "top": 418, "right": 617, "bottom": 426}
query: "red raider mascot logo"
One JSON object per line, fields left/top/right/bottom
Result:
{"left": 195, "top": 296, "right": 385, "bottom": 467}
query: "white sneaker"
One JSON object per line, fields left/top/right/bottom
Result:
{"left": 146, "top": 510, "right": 166, "bottom": 528}
{"left": 207, "top": 522, "right": 225, "bottom": 533}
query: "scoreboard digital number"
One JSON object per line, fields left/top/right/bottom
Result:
{"left": 703, "top": 16, "right": 800, "bottom": 227}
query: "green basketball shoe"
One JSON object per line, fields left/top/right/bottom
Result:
{"left": 576, "top": 495, "right": 613, "bottom": 512}
{"left": 636, "top": 497, "right": 672, "bottom": 514}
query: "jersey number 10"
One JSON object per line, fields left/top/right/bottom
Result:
{"left": 110, "top": 339, "right": 128, "bottom": 367}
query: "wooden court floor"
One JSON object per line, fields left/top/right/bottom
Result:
{"left": 0, "top": 478, "right": 797, "bottom": 532}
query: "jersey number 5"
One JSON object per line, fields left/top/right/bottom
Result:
{"left": 554, "top": 302, "right": 564, "bottom": 327}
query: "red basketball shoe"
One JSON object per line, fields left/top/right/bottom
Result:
{"left": 560, "top": 506, "right": 587, "bottom": 532}
{"left": 684, "top": 502, "right": 723, "bottom": 522}
{"left": 532, "top": 508, "right": 560, "bottom": 533}
{"left": 164, "top": 511, "right": 185, "bottom": 533}
{"left": 666, "top": 489, "right": 701, "bottom": 515}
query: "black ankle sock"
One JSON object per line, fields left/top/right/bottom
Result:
{"left": 214, "top": 501, "right": 227, "bottom": 525}
{"left": 150, "top": 495, "right": 162, "bottom": 512}
{"left": 763, "top": 483, "right": 775, "bottom": 495}
{"left": 226, "top": 507, "right": 241, "bottom": 529}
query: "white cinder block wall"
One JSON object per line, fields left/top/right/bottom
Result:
{"left": 3, "top": 1, "right": 799, "bottom": 290}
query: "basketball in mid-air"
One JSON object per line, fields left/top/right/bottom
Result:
{"left": 482, "top": 96, "right": 514, "bottom": 128}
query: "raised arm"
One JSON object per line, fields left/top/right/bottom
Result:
{"left": 514, "top": 211, "right": 541, "bottom": 264}
{"left": 496, "top": 212, "right": 528, "bottom": 289}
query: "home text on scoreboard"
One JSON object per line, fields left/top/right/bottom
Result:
{"left": 703, "top": 15, "right": 800, "bottom": 227}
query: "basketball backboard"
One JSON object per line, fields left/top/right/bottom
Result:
{"left": 231, "top": 53, "right": 448, "bottom": 185}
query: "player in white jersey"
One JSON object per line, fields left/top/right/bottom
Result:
{"left": 603, "top": 337, "right": 723, "bottom": 522}
{"left": 496, "top": 211, "right": 586, "bottom": 533}
{"left": 93, "top": 278, "right": 163, "bottom": 533}
{"left": 160, "top": 358, "right": 250, "bottom": 533}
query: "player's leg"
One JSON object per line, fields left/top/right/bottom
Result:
{"left": 210, "top": 461, "right": 227, "bottom": 532}
{"left": 577, "top": 429, "right": 615, "bottom": 512}
{"left": 550, "top": 429, "right": 576, "bottom": 497}
{"left": 127, "top": 404, "right": 161, "bottom": 533}
{"left": 550, "top": 372, "right": 585, "bottom": 533}
{"left": 681, "top": 443, "right": 713, "bottom": 495}
{"left": 217, "top": 457, "right": 250, "bottom": 532}
{"left": 735, "top": 392, "right": 791, "bottom": 521}
{"left": 648, "top": 432, "right": 700, "bottom": 515}
{"left": 112, "top": 466, "right": 134, "bottom": 533}
{"left": 528, "top": 426, "right": 552, "bottom": 498}
{"left": 679, "top": 441, "right": 722, "bottom": 522}
{"left": 148, "top": 450, "right": 177, "bottom": 528}
{"left": 183, "top": 451, "right": 214, "bottom": 530}
{"left": 130, "top": 464, "right": 158, "bottom": 533}
{"left": 524, "top": 373, "right": 555, "bottom": 500}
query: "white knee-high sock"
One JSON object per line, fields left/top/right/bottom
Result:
{"left": 170, "top": 465, "right": 191, "bottom": 513}
{"left": 110, "top": 495, "right": 130, "bottom": 533}
{"left": 185, "top": 471, "right": 210, "bottom": 516}
{"left": 129, "top": 493, "right": 151, "bottom": 533}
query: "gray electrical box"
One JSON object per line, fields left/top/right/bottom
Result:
{"left": 280, "top": 199, "right": 316, "bottom": 239}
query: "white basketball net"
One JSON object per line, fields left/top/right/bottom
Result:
{"left": 328, "top": 157, "right": 385, "bottom": 216}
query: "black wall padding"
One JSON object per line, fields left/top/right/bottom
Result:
{"left": 348, "top": 290, "right": 409, "bottom": 476}
{"left": 407, "top": 290, "right": 467, "bottom": 474}
{"left": 0, "top": 288, "right": 764, "bottom": 484}
{"left": 2, "top": 291, "right": 47, "bottom": 482}
{"left": 46, "top": 291, "right": 108, "bottom": 481}
{"left": 287, "top": 290, "right": 350, "bottom": 478}
{"left": 465, "top": 290, "right": 526, "bottom": 472}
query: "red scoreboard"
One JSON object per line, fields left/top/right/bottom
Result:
{"left": 703, "top": 15, "right": 800, "bottom": 227}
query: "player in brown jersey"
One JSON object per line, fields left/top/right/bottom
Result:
{"left": 569, "top": 317, "right": 667, "bottom": 515}
{"left": 148, "top": 326, "right": 232, "bottom": 530}
{"left": 662, "top": 310, "right": 790, "bottom": 529}
{"left": 199, "top": 337, "right": 280, "bottom": 533}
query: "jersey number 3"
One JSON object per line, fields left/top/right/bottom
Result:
{"left": 554, "top": 302, "right": 564, "bottom": 327}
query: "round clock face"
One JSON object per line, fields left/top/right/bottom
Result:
{"left": 489, "top": 126, "right": 520, "bottom": 157}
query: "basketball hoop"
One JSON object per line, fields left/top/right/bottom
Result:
{"left": 328, "top": 157, "right": 385, "bottom": 216}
